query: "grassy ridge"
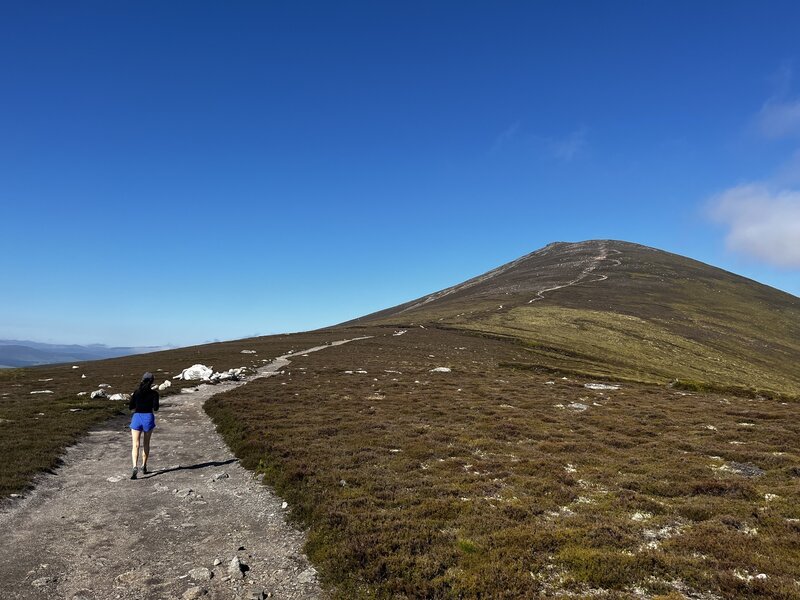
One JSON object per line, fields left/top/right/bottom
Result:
{"left": 206, "top": 329, "right": 800, "bottom": 599}
{"left": 354, "top": 241, "right": 800, "bottom": 396}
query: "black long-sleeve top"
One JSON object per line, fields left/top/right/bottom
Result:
{"left": 129, "top": 387, "right": 159, "bottom": 413}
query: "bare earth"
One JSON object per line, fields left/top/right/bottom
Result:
{"left": 0, "top": 339, "right": 369, "bottom": 600}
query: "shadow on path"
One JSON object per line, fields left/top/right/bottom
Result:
{"left": 143, "top": 458, "right": 238, "bottom": 478}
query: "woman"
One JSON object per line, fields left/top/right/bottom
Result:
{"left": 128, "top": 372, "right": 159, "bottom": 480}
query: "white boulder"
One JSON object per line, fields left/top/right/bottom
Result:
{"left": 175, "top": 364, "right": 213, "bottom": 381}
{"left": 157, "top": 380, "right": 172, "bottom": 391}
{"left": 430, "top": 367, "right": 452, "bottom": 373}
{"left": 109, "top": 393, "right": 131, "bottom": 402}
{"left": 584, "top": 383, "right": 620, "bottom": 390}
{"left": 91, "top": 390, "right": 107, "bottom": 399}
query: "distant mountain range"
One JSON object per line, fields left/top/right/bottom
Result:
{"left": 0, "top": 340, "right": 173, "bottom": 368}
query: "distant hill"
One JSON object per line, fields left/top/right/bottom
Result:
{"left": 0, "top": 339, "right": 172, "bottom": 368}
{"left": 349, "top": 240, "right": 800, "bottom": 394}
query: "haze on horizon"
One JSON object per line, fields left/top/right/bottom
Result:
{"left": 1, "top": 2, "right": 799, "bottom": 348}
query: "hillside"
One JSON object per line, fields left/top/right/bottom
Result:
{"left": 350, "top": 240, "right": 800, "bottom": 395}
{"left": 2, "top": 240, "right": 800, "bottom": 599}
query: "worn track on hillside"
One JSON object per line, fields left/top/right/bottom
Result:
{"left": 0, "top": 337, "right": 370, "bottom": 600}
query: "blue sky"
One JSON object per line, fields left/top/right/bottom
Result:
{"left": 1, "top": 2, "right": 799, "bottom": 347}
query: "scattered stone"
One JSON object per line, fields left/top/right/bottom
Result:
{"left": 107, "top": 475, "right": 124, "bottom": 483}
{"left": 31, "top": 576, "right": 56, "bottom": 587}
{"left": 564, "top": 464, "right": 577, "bottom": 473}
{"left": 240, "top": 350, "right": 257, "bottom": 354}
{"left": 72, "top": 365, "right": 79, "bottom": 369}
{"left": 81, "top": 374, "right": 86, "bottom": 378}
{"left": 718, "top": 462, "right": 765, "bottom": 478}
{"left": 705, "top": 425, "right": 718, "bottom": 431}
{"left": 69, "top": 408, "right": 82, "bottom": 412}
{"left": 109, "top": 393, "right": 130, "bottom": 402}
{"left": 30, "top": 390, "right": 54, "bottom": 395}
{"left": 188, "top": 567, "right": 213, "bottom": 581}
{"left": 175, "top": 364, "right": 214, "bottom": 381}
{"left": 90, "top": 390, "right": 107, "bottom": 399}
{"left": 584, "top": 383, "right": 620, "bottom": 390}
{"left": 76, "top": 392, "right": 88, "bottom": 396}
{"left": 213, "top": 558, "right": 222, "bottom": 566}
{"left": 631, "top": 511, "right": 652, "bottom": 522}
{"left": 297, "top": 567, "right": 317, "bottom": 584}
{"left": 567, "top": 402, "right": 588, "bottom": 411}
{"left": 228, "top": 556, "right": 246, "bottom": 579}
{"left": 182, "top": 586, "right": 207, "bottom": 600}
{"left": 764, "top": 493, "right": 780, "bottom": 501}
{"left": 281, "top": 501, "right": 288, "bottom": 509}
{"left": 176, "top": 488, "right": 194, "bottom": 498}
{"left": 430, "top": 367, "right": 451, "bottom": 373}
{"left": 210, "top": 472, "right": 229, "bottom": 482}
{"left": 98, "top": 384, "right": 111, "bottom": 388}
{"left": 158, "top": 380, "right": 172, "bottom": 391}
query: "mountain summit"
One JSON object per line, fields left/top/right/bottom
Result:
{"left": 352, "top": 240, "right": 800, "bottom": 394}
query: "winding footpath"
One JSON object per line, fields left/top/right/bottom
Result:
{"left": 528, "top": 243, "right": 621, "bottom": 304}
{"left": 0, "top": 337, "right": 370, "bottom": 600}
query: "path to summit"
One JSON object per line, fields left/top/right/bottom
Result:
{"left": 0, "top": 336, "right": 371, "bottom": 600}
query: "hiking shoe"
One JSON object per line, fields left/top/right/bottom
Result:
{"left": 131, "top": 467, "right": 138, "bottom": 480}
{"left": 142, "top": 465, "right": 148, "bottom": 475}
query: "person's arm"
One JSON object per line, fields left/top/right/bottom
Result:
{"left": 128, "top": 391, "right": 136, "bottom": 411}
{"left": 153, "top": 390, "right": 159, "bottom": 412}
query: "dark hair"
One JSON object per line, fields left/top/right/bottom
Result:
{"left": 138, "top": 372, "right": 154, "bottom": 393}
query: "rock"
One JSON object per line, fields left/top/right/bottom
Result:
{"left": 69, "top": 408, "right": 82, "bottom": 412}
{"left": 567, "top": 402, "right": 589, "bottom": 411}
{"left": 109, "top": 393, "right": 131, "bottom": 402}
{"left": 72, "top": 365, "right": 80, "bottom": 369}
{"left": 175, "top": 364, "right": 214, "bottom": 381}
{"left": 723, "top": 462, "right": 766, "bottom": 478}
{"left": 176, "top": 488, "right": 194, "bottom": 498}
{"left": 584, "top": 383, "right": 620, "bottom": 390}
{"left": 430, "top": 367, "right": 451, "bottom": 373}
{"left": 210, "top": 472, "right": 229, "bottom": 482}
{"left": 32, "top": 576, "right": 56, "bottom": 587}
{"left": 90, "top": 390, "right": 107, "bottom": 399}
{"left": 213, "top": 558, "right": 222, "bottom": 566}
{"left": 98, "top": 383, "right": 111, "bottom": 388}
{"left": 228, "top": 556, "right": 246, "bottom": 579}
{"left": 30, "top": 390, "right": 54, "bottom": 395}
{"left": 188, "top": 567, "right": 213, "bottom": 581}
{"left": 76, "top": 391, "right": 88, "bottom": 396}
{"left": 240, "top": 350, "right": 257, "bottom": 354}
{"left": 182, "top": 587, "right": 207, "bottom": 600}
{"left": 158, "top": 380, "right": 171, "bottom": 391}
{"left": 81, "top": 374, "right": 87, "bottom": 378}
{"left": 281, "top": 501, "right": 288, "bottom": 509}
{"left": 297, "top": 567, "right": 317, "bottom": 584}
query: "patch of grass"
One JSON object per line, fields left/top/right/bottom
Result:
{"left": 205, "top": 328, "right": 800, "bottom": 598}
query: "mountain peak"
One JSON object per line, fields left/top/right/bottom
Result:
{"left": 348, "top": 240, "right": 799, "bottom": 394}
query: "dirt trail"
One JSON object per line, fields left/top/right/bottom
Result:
{"left": 0, "top": 337, "right": 371, "bottom": 600}
{"left": 528, "top": 242, "right": 620, "bottom": 303}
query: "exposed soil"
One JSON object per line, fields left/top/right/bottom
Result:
{"left": 0, "top": 338, "right": 369, "bottom": 600}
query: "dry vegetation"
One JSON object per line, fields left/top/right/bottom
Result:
{"left": 0, "top": 330, "right": 339, "bottom": 498}
{"left": 205, "top": 327, "right": 800, "bottom": 599}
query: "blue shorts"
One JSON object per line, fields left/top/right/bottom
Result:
{"left": 130, "top": 412, "right": 156, "bottom": 432}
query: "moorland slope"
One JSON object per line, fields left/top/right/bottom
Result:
{"left": 350, "top": 240, "right": 800, "bottom": 395}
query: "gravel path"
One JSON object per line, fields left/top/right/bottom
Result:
{"left": 0, "top": 337, "right": 370, "bottom": 600}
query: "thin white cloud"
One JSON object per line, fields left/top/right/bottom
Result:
{"left": 756, "top": 98, "right": 800, "bottom": 139}
{"left": 552, "top": 127, "right": 587, "bottom": 161}
{"left": 709, "top": 183, "right": 800, "bottom": 268}
{"left": 490, "top": 121, "right": 521, "bottom": 155}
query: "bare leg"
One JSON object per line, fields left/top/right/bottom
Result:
{"left": 142, "top": 430, "right": 152, "bottom": 470}
{"left": 131, "top": 429, "right": 141, "bottom": 469}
